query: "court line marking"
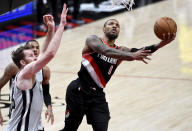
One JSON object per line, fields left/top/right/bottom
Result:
{"left": 51, "top": 70, "right": 192, "bottom": 82}
{"left": 0, "top": 68, "right": 191, "bottom": 81}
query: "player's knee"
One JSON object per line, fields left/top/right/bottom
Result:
{"left": 92, "top": 122, "right": 109, "bottom": 131}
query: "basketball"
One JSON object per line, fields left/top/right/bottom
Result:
{"left": 154, "top": 17, "right": 177, "bottom": 40}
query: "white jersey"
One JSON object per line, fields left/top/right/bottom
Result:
{"left": 6, "top": 70, "right": 44, "bottom": 131}
{"left": 36, "top": 69, "right": 44, "bottom": 130}
{"left": 36, "top": 69, "right": 43, "bottom": 84}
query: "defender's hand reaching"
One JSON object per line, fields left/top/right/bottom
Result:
{"left": 60, "top": 4, "right": 68, "bottom": 27}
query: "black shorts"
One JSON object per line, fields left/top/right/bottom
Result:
{"left": 65, "top": 78, "right": 110, "bottom": 125}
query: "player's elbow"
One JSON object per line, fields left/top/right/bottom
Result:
{"left": 46, "top": 51, "right": 55, "bottom": 59}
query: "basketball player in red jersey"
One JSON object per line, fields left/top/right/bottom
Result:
{"left": 61, "top": 19, "right": 175, "bottom": 131}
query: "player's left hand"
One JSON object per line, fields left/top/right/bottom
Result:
{"left": 161, "top": 33, "right": 176, "bottom": 46}
{"left": 45, "top": 106, "right": 54, "bottom": 124}
{"left": 132, "top": 48, "right": 152, "bottom": 64}
{"left": 60, "top": 4, "right": 68, "bottom": 26}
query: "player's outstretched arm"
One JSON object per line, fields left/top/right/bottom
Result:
{"left": 0, "top": 63, "right": 18, "bottom": 126}
{"left": 41, "top": 14, "right": 55, "bottom": 53}
{"left": 122, "top": 33, "right": 176, "bottom": 54}
{"left": 154, "top": 33, "right": 176, "bottom": 50}
{"left": 42, "top": 66, "right": 51, "bottom": 107}
{"left": 85, "top": 35, "right": 151, "bottom": 62}
{"left": 19, "top": 4, "right": 68, "bottom": 81}
{"left": 16, "top": 4, "right": 68, "bottom": 90}
{"left": 42, "top": 66, "right": 54, "bottom": 124}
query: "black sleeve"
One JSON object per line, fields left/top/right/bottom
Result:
{"left": 144, "top": 45, "right": 158, "bottom": 53}
{"left": 42, "top": 83, "right": 52, "bottom": 107}
{"left": 130, "top": 45, "right": 157, "bottom": 53}
{"left": 130, "top": 48, "right": 140, "bottom": 52}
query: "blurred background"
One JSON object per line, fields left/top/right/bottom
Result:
{"left": 2, "top": 0, "right": 192, "bottom": 131}
{"left": 0, "top": 0, "right": 163, "bottom": 50}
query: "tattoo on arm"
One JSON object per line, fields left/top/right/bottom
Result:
{"left": 86, "top": 35, "right": 133, "bottom": 60}
{"left": 86, "top": 35, "right": 107, "bottom": 54}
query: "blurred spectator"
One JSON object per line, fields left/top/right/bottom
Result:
{"left": 36, "top": 0, "right": 50, "bottom": 25}
{"left": 49, "top": 0, "right": 60, "bottom": 24}
{"left": 94, "top": 0, "right": 100, "bottom": 8}
{"left": 134, "top": 0, "right": 163, "bottom": 8}
{"left": 93, "top": 0, "right": 106, "bottom": 8}
{"left": 36, "top": 0, "right": 60, "bottom": 30}
{"left": 60, "top": 0, "right": 84, "bottom": 24}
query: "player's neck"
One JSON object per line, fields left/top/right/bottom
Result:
{"left": 102, "top": 37, "right": 115, "bottom": 47}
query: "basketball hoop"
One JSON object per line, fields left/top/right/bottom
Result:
{"left": 111, "top": 0, "right": 135, "bottom": 11}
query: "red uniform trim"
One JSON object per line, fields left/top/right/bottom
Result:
{"left": 101, "top": 39, "right": 117, "bottom": 48}
{"left": 83, "top": 54, "right": 106, "bottom": 88}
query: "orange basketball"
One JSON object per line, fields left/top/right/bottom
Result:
{"left": 154, "top": 17, "right": 177, "bottom": 40}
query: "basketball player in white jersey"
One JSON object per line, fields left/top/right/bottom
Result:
{"left": 3, "top": 4, "right": 68, "bottom": 131}
{"left": 0, "top": 40, "right": 54, "bottom": 130}
{"left": 0, "top": 9, "right": 56, "bottom": 127}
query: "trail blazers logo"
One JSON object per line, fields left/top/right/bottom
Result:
{"left": 65, "top": 109, "right": 70, "bottom": 119}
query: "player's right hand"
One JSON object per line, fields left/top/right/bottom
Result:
{"left": 132, "top": 48, "right": 152, "bottom": 64}
{"left": 45, "top": 106, "right": 54, "bottom": 125}
{"left": 43, "top": 14, "right": 55, "bottom": 31}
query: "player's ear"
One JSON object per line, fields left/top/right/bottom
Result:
{"left": 103, "top": 27, "right": 106, "bottom": 33}
{"left": 20, "top": 60, "right": 26, "bottom": 67}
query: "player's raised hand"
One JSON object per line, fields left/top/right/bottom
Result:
{"left": 60, "top": 4, "right": 68, "bottom": 26}
{"left": 161, "top": 33, "right": 176, "bottom": 45}
{"left": 156, "top": 33, "right": 176, "bottom": 49}
{"left": 43, "top": 14, "right": 55, "bottom": 31}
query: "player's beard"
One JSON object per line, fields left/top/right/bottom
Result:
{"left": 106, "top": 32, "right": 118, "bottom": 40}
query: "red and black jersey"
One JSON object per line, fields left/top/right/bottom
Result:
{"left": 78, "top": 39, "right": 121, "bottom": 89}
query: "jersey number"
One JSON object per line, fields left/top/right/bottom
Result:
{"left": 108, "top": 65, "right": 113, "bottom": 75}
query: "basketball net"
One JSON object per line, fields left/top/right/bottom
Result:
{"left": 111, "top": 0, "right": 135, "bottom": 11}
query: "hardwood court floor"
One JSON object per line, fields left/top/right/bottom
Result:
{"left": 0, "top": 0, "right": 192, "bottom": 130}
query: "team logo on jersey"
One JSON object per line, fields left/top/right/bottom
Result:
{"left": 65, "top": 109, "right": 70, "bottom": 118}
{"left": 97, "top": 54, "right": 117, "bottom": 64}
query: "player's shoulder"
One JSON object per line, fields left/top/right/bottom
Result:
{"left": 5, "top": 63, "right": 19, "bottom": 74}
{"left": 43, "top": 66, "right": 50, "bottom": 71}
{"left": 42, "top": 66, "right": 50, "bottom": 76}
{"left": 86, "top": 35, "right": 100, "bottom": 41}
{"left": 7, "top": 63, "right": 17, "bottom": 68}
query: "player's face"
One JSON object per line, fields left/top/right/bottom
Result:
{"left": 23, "top": 49, "right": 37, "bottom": 65}
{"left": 29, "top": 41, "right": 40, "bottom": 57}
{"left": 103, "top": 20, "right": 120, "bottom": 40}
